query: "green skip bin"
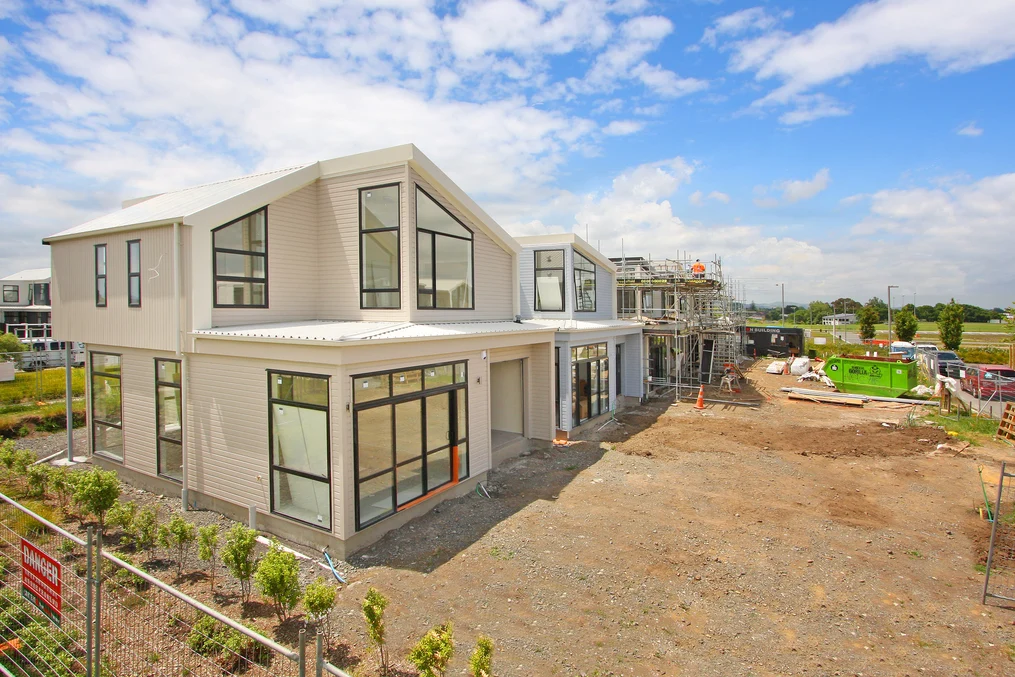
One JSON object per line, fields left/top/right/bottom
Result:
{"left": 823, "top": 355, "right": 918, "bottom": 398}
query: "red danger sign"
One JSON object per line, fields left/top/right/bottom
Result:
{"left": 21, "top": 538, "right": 61, "bottom": 626}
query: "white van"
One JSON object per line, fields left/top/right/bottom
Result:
{"left": 19, "top": 340, "right": 85, "bottom": 371}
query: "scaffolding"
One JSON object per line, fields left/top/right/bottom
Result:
{"left": 612, "top": 254, "right": 747, "bottom": 398}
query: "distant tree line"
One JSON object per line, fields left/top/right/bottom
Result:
{"left": 753, "top": 298, "right": 1005, "bottom": 325}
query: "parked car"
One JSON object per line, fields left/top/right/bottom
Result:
{"left": 934, "top": 350, "right": 964, "bottom": 377}
{"left": 915, "top": 343, "right": 938, "bottom": 353}
{"left": 890, "top": 341, "right": 916, "bottom": 359}
{"left": 961, "top": 364, "right": 1015, "bottom": 400}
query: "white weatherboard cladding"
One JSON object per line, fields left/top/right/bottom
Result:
{"left": 52, "top": 225, "right": 188, "bottom": 352}
{"left": 187, "top": 354, "right": 345, "bottom": 538}
{"left": 617, "top": 333, "right": 644, "bottom": 398}
{"left": 212, "top": 182, "right": 320, "bottom": 327}
{"left": 519, "top": 245, "right": 616, "bottom": 321}
{"left": 408, "top": 168, "right": 513, "bottom": 322}
{"left": 317, "top": 165, "right": 411, "bottom": 322}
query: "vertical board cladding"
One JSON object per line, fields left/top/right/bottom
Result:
{"left": 51, "top": 226, "right": 181, "bottom": 351}
{"left": 212, "top": 182, "right": 320, "bottom": 327}
{"left": 338, "top": 350, "right": 489, "bottom": 537}
{"left": 556, "top": 340, "right": 571, "bottom": 431}
{"left": 620, "top": 333, "right": 644, "bottom": 398}
{"left": 520, "top": 247, "right": 572, "bottom": 320}
{"left": 187, "top": 353, "right": 343, "bottom": 537}
{"left": 408, "top": 168, "right": 513, "bottom": 322}
{"left": 317, "top": 166, "right": 410, "bottom": 322}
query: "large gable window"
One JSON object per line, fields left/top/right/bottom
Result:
{"left": 360, "top": 184, "right": 401, "bottom": 309}
{"left": 534, "top": 249, "right": 565, "bottom": 312}
{"left": 416, "top": 187, "right": 473, "bottom": 310}
{"left": 213, "top": 208, "right": 267, "bottom": 307}
{"left": 574, "top": 250, "right": 597, "bottom": 312}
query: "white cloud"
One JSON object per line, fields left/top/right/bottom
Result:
{"left": 602, "top": 120, "right": 644, "bottom": 136}
{"left": 710, "top": 0, "right": 1015, "bottom": 122}
{"left": 689, "top": 190, "right": 703, "bottom": 206}
{"left": 707, "top": 190, "right": 731, "bottom": 204}
{"left": 776, "top": 93, "right": 852, "bottom": 125}
{"left": 633, "top": 103, "right": 664, "bottom": 116}
{"left": 754, "top": 169, "right": 831, "bottom": 206}
{"left": 957, "top": 121, "right": 984, "bottom": 137}
{"left": 593, "top": 98, "right": 625, "bottom": 114}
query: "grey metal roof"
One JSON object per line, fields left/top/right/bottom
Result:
{"left": 192, "top": 319, "right": 554, "bottom": 344}
{"left": 1, "top": 268, "right": 50, "bottom": 281}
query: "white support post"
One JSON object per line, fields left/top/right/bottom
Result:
{"left": 65, "top": 342, "right": 73, "bottom": 462}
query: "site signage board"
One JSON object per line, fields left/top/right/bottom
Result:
{"left": 20, "top": 538, "right": 61, "bottom": 626}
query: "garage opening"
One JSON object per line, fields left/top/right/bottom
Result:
{"left": 490, "top": 359, "right": 524, "bottom": 450}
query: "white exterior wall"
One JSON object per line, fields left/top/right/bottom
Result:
{"left": 617, "top": 333, "right": 644, "bottom": 399}
{"left": 1, "top": 277, "right": 49, "bottom": 307}
{"left": 519, "top": 244, "right": 616, "bottom": 321}
{"left": 52, "top": 225, "right": 189, "bottom": 351}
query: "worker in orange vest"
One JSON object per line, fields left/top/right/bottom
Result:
{"left": 691, "top": 259, "right": 706, "bottom": 279}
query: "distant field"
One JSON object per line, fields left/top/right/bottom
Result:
{"left": 0, "top": 366, "right": 85, "bottom": 405}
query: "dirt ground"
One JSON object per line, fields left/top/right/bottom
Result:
{"left": 325, "top": 360, "right": 1015, "bottom": 676}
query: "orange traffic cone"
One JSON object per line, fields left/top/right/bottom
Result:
{"left": 693, "top": 385, "right": 706, "bottom": 410}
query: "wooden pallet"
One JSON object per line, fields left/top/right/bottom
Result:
{"left": 999, "top": 402, "right": 1015, "bottom": 441}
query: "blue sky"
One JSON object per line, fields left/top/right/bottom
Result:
{"left": 1, "top": 0, "right": 1014, "bottom": 307}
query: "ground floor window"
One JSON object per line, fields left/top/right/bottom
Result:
{"left": 353, "top": 362, "right": 468, "bottom": 530}
{"left": 572, "top": 343, "right": 608, "bottom": 427}
{"left": 90, "top": 352, "right": 122, "bottom": 461}
{"left": 155, "top": 359, "right": 182, "bottom": 481}
{"left": 268, "top": 371, "right": 331, "bottom": 529}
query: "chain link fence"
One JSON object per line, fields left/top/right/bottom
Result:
{"left": 0, "top": 491, "right": 352, "bottom": 677}
{"left": 983, "top": 461, "right": 1015, "bottom": 607}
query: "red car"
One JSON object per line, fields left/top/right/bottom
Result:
{"left": 961, "top": 364, "right": 1015, "bottom": 400}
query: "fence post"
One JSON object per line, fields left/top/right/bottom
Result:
{"left": 94, "top": 529, "right": 102, "bottom": 677}
{"left": 85, "top": 526, "right": 93, "bottom": 677}
{"left": 316, "top": 630, "right": 324, "bottom": 677}
{"left": 298, "top": 628, "right": 307, "bottom": 677}
{"left": 982, "top": 461, "right": 1006, "bottom": 604}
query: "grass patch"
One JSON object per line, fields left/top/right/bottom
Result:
{"left": 0, "top": 367, "right": 85, "bottom": 406}
{"left": 921, "top": 411, "right": 998, "bottom": 445}
{"left": 906, "top": 550, "right": 923, "bottom": 559}
{"left": 0, "top": 399, "right": 86, "bottom": 439}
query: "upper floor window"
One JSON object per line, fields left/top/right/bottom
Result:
{"left": 534, "top": 250, "right": 565, "bottom": 312}
{"left": 213, "top": 208, "right": 267, "bottom": 308}
{"left": 127, "top": 240, "right": 141, "bottom": 307}
{"left": 416, "top": 187, "right": 473, "bottom": 310}
{"left": 574, "top": 251, "right": 597, "bottom": 312}
{"left": 360, "top": 185, "right": 400, "bottom": 309}
{"left": 95, "top": 244, "right": 107, "bottom": 307}
{"left": 30, "top": 283, "right": 50, "bottom": 306}
{"left": 2, "top": 285, "right": 17, "bottom": 304}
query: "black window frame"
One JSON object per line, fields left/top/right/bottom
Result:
{"left": 212, "top": 207, "right": 269, "bottom": 308}
{"left": 127, "top": 239, "right": 142, "bottom": 308}
{"left": 90, "top": 351, "right": 122, "bottom": 462}
{"left": 1, "top": 285, "right": 17, "bottom": 304}
{"left": 31, "top": 283, "right": 50, "bottom": 306}
{"left": 415, "top": 185, "right": 475, "bottom": 311}
{"left": 572, "top": 342, "right": 609, "bottom": 427}
{"left": 94, "top": 244, "right": 107, "bottom": 308}
{"left": 155, "top": 358, "right": 182, "bottom": 483}
{"left": 267, "top": 369, "right": 332, "bottom": 530}
{"left": 352, "top": 360, "right": 469, "bottom": 531}
{"left": 534, "top": 249, "right": 566, "bottom": 312}
{"left": 359, "top": 183, "right": 402, "bottom": 310}
{"left": 573, "top": 250, "right": 597, "bottom": 313}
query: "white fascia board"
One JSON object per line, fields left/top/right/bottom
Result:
{"left": 43, "top": 217, "right": 183, "bottom": 244}
{"left": 190, "top": 326, "right": 557, "bottom": 348}
{"left": 185, "top": 163, "right": 322, "bottom": 230}
{"left": 318, "top": 144, "right": 415, "bottom": 179}
{"left": 407, "top": 146, "right": 522, "bottom": 256}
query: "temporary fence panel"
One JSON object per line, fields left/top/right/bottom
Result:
{"left": 983, "top": 461, "right": 1015, "bottom": 605}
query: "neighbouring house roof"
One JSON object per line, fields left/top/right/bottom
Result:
{"left": 0, "top": 305, "right": 52, "bottom": 311}
{"left": 192, "top": 319, "right": 555, "bottom": 345}
{"left": 1, "top": 268, "right": 50, "bottom": 282}
{"left": 514, "top": 233, "right": 615, "bottom": 271}
{"left": 42, "top": 144, "right": 522, "bottom": 255}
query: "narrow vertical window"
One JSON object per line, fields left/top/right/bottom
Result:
{"left": 32, "top": 283, "right": 50, "bottom": 306}
{"left": 213, "top": 208, "right": 267, "bottom": 307}
{"left": 90, "top": 352, "right": 122, "bottom": 461}
{"left": 534, "top": 249, "right": 565, "bottom": 312}
{"left": 359, "top": 184, "right": 400, "bottom": 308}
{"left": 95, "top": 244, "right": 107, "bottom": 307}
{"left": 127, "top": 239, "right": 141, "bottom": 307}
{"left": 574, "top": 251, "right": 597, "bottom": 312}
{"left": 155, "top": 359, "right": 182, "bottom": 481}
{"left": 268, "top": 371, "right": 331, "bottom": 529}
{"left": 415, "top": 187, "right": 473, "bottom": 309}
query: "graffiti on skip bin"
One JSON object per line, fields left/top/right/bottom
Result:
{"left": 848, "top": 364, "right": 882, "bottom": 382}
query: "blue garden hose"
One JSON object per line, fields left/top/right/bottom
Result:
{"left": 323, "top": 549, "right": 347, "bottom": 584}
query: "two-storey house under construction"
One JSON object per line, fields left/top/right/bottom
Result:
{"left": 44, "top": 145, "right": 560, "bottom": 557}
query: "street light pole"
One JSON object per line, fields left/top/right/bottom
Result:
{"left": 887, "top": 284, "right": 899, "bottom": 348}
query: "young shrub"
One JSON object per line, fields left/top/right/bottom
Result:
{"left": 303, "top": 578, "right": 337, "bottom": 640}
{"left": 253, "top": 540, "right": 301, "bottom": 622}
{"left": 24, "top": 464, "right": 50, "bottom": 498}
{"left": 48, "top": 466, "right": 75, "bottom": 509}
{"left": 130, "top": 506, "right": 159, "bottom": 551}
{"left": 468, "top": 636, "right": 494, "bottom": 677}
{"left": 187, "top": 615, "right": 224, "bottom": 656}
{"left": 197, "top": 524, "right": 220, "bottom": 591}
{"left": 408, "top": 622, "right": 454, "bottom": 677}
{"left": 0, "top": 439, "right": 15, "bottom": 476}
{"left": 72, "top": 467, "right": 120, "bottom": 534}
{"left": 221, "top": 524, "right": 258, "bottom": 603}
{"left": 107, "top": 500, "right": 137, "bottom": 534}
{"left": 157, "top": 514, "right": 197, "bottom": 578}
{"left": 362, "top": 587, "right": 389, "bottom": 675}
